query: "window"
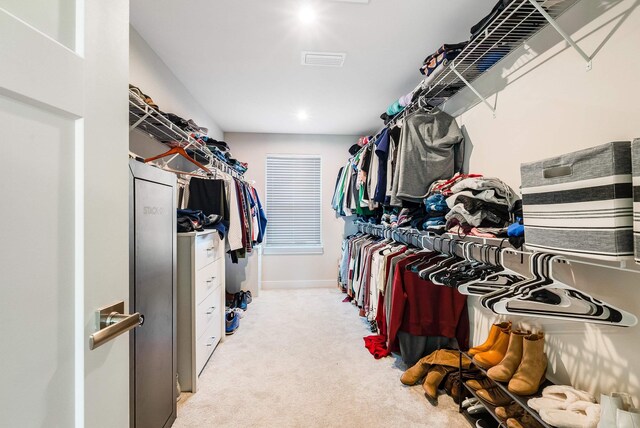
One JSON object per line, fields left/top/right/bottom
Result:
{"left": 265, "top": 155, "right": 322, "bottom": 254}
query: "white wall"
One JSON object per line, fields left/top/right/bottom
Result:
{"left": 129, "top": 26, "right": 223, "bottom": 159}
{"left": 224, "top": 132, "right": 356, "bottom": 291}
{"left": 443, "top": 0, "right": 640, "bottom": 402}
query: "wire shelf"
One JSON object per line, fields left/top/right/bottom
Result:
{"left": 129, "top": 90, "right": 245, "bottom": 179}
{"left": 412, "top": 0, "right": 582, "bottom": 111}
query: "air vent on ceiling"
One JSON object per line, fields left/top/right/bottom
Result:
{"left": 301, "top": 51, "right": 346, "bottom": 67}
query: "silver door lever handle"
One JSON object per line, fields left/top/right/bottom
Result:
{"left": 89, "top": 301, "right": 144, "bottom": 350}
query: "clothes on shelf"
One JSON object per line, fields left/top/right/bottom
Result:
{"left": 339, "top": 232, "right": 469, "bottom": 366}
{"left": 130, "top": 83, "right": 248, "bottom": 175}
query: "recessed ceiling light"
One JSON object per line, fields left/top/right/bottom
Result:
{"left": 298, "top": 4, "right": 316, "bottom": 24}
{"left": 297, "top": 110, "right": 309, "bottom": 121}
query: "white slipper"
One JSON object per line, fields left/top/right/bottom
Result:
{"left": 528, "top": 385, "right": 595, "bottom": 412}
{"left": 542, "top": 385, "right": 596, "bottom": 403}
{"left": 528, "top": 397, "right": 571, "bottom": 412}
{"left": 540, "top": 401, "right": 601, "bottom": 428}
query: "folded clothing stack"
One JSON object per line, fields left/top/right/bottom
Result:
{"left": 419, "top": 42, "right": 468, "bottom": 76}
{"left": 176, "top": 209, "right": 224, "bottom": 236}
{"left": 444, "top": 176, "right": 520, "bottom": 237}
{"left": 422, "top": 193, "right": 449, "bottom": 232}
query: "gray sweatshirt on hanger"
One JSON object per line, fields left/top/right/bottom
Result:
{"left": 392, "top": 110, "right": 464, "bottom": 203}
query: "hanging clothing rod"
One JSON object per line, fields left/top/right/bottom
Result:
{"left": 354, "top": 223, "right": 638, "bottom": 327}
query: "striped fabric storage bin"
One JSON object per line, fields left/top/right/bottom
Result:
{"left": 521, "top": 141, "right": 633, "bottom": 260}
{"left": 633, "top": 138, "right": 640, "bottom": 263}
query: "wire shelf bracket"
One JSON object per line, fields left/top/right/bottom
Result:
{"left": 449, "top": 61, "right": 497, "bottom": 117}
{"left": 526, "top": 0, "right": 592, "bottom": 70}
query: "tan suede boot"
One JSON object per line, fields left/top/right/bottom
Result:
{"left": 473, "top": 327, "right": 511, "bottom": 369}
{"left": 496, "top": 403, "right": 525, "bottom": 420}
{"left": 508, "top": 332, "right": 547, "bottom": 396}
{"left": 476, "top": 385, "right": 513, "bottom": 406}
{"left": 487, "top": 330, "right": 529, "bottom": 382}
{"left": 506, "top": 412, "right": 544, "bottom": 428}
{"left": 422, "top": 365, "right": 455, "bottom": 400}
{"left": 468, "top": 321, "right": 512, "bottom": 356}
{"left": 465, "top": 377, "right": 495, "bottom": 391}
{"left": 400, "top": 350, "right": 438, "bottom": 385}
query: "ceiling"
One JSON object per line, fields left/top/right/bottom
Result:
{"left": 130, "top": 0, "right": 496, "bottom": 136}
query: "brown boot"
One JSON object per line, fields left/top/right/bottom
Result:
{"left": 496, "top": 403, "right": 525, "bottom": 420}
{"left": 422, "top": 365, "right": 455, "bottom": 400}
{"left": 473, "top": 328, "right": 511, "bottom": 369}
{"left": 400, "top": 350, "right": 438, "bottom": 385}
{"left": 508, "top": 333, "right": 547, "bottom": 396}
{"left": 468, "top": 321, "right": 512, "bottom": 356}
{"left": 465, "top": 377, "right": 495, "bottom": 391}
{"left": 507, "top": 413, "right": 544, "bottom": 428}
{"left": 487, "top": 330, "right": 530, "bottom": 382}
{"left": 476, "top": 385, "right": 513, "bottom": 406}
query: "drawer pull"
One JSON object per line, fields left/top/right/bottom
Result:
{"left": 206, "top": 306, "right": 216, "bottom": 314}
{"left": 206, "top": 336, "right": 216, "bottom": 346}
{"left": 206, "top": 247, "right": 215, "bottom": 252}
{"left": 206, "top": 276, "right": 216, "bottom": 284}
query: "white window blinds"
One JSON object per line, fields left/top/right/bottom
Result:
{"left": 265, "top": 155, "right": 322, "bottom": 254}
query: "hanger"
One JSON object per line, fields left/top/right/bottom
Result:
{"left": 457, "top": 246, "right": 527, "bottom": 296}
{"left": 145, "top": 146, "right": 212, "bottom": 175}
{"left": 488, "top": 256, "right": 637, "bottom": 326}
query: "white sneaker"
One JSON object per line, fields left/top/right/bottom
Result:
{"left": 462, "top": 397, "right": 480, "bottom": 409}
{"left": 468, "top": 403, "right": 488, "bottom": 415}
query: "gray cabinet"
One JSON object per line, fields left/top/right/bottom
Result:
{"left": 129, "top": 160, "right": 177, "bottom": 428}
{"left": 177, "top": 230, "right": 225, "bottom": 392}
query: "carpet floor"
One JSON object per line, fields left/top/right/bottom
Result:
{"left": 174, "top": 288, "right": 468, "bottom": 428}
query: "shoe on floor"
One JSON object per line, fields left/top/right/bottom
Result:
{"left": 225, "top": 310, "right": 239, "bottom": 335}
{"left": 233, "top": 307, "right": 245, "bottom": 319}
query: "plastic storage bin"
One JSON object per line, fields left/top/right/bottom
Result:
{"left": 521, "top": 141, "right": 633, "bottom": 260}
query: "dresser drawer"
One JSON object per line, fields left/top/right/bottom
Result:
{"left": 196, "top": 320, "right": 221, "bottom": 375}
{"left": 195, "top": 233, "right": 217, "bottom": 271}
{"left": 195, "top": 285, "right": 222, "bottom": 340}
{"left": 195, "top": 262, "right": 220, "bottom": 305}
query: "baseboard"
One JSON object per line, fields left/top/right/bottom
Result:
{"left": 261, "top": 279, "right": 337, "bottom": 290}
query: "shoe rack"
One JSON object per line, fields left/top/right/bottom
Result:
{"left": 458, "top": 351, "right": 554, "bottom": 428}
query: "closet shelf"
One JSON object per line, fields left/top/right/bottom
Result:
{"left": 459, "top": 351, "right": 554, "bottom": 428}
{"left": 408, "top": 0, "right": 585, "bottom": 117}
{"left": 129, "top": 90, "right": 244, "bottom": 179}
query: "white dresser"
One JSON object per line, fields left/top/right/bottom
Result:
{"left": 177, "top": 230, "right": 225, "bottom": 392}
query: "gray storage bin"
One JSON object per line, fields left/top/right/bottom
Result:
{"left": 521, "top": 141, "right": 633, "bottom": 260}
{"left": 633, "top": 138, "right": 640, "bottom": 263}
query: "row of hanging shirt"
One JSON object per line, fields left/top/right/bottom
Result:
{"left": 343, "top": 226, "right": 638, "bottom": 335}
{"left": 180, "top": 171, "right": 267, "bottom": 263}
{"left": 331, "top": 108, "right": 465, "bottom": 217}
{"left": 339, "top": 232, "right": 470, "bottom": 367}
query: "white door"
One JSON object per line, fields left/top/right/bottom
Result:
{"left": 0, "top": 1, "right": 130, "bottom": 427}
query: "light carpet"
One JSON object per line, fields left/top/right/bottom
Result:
{"left": 174, "top": 288, "right": 468, "bottom": 428}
